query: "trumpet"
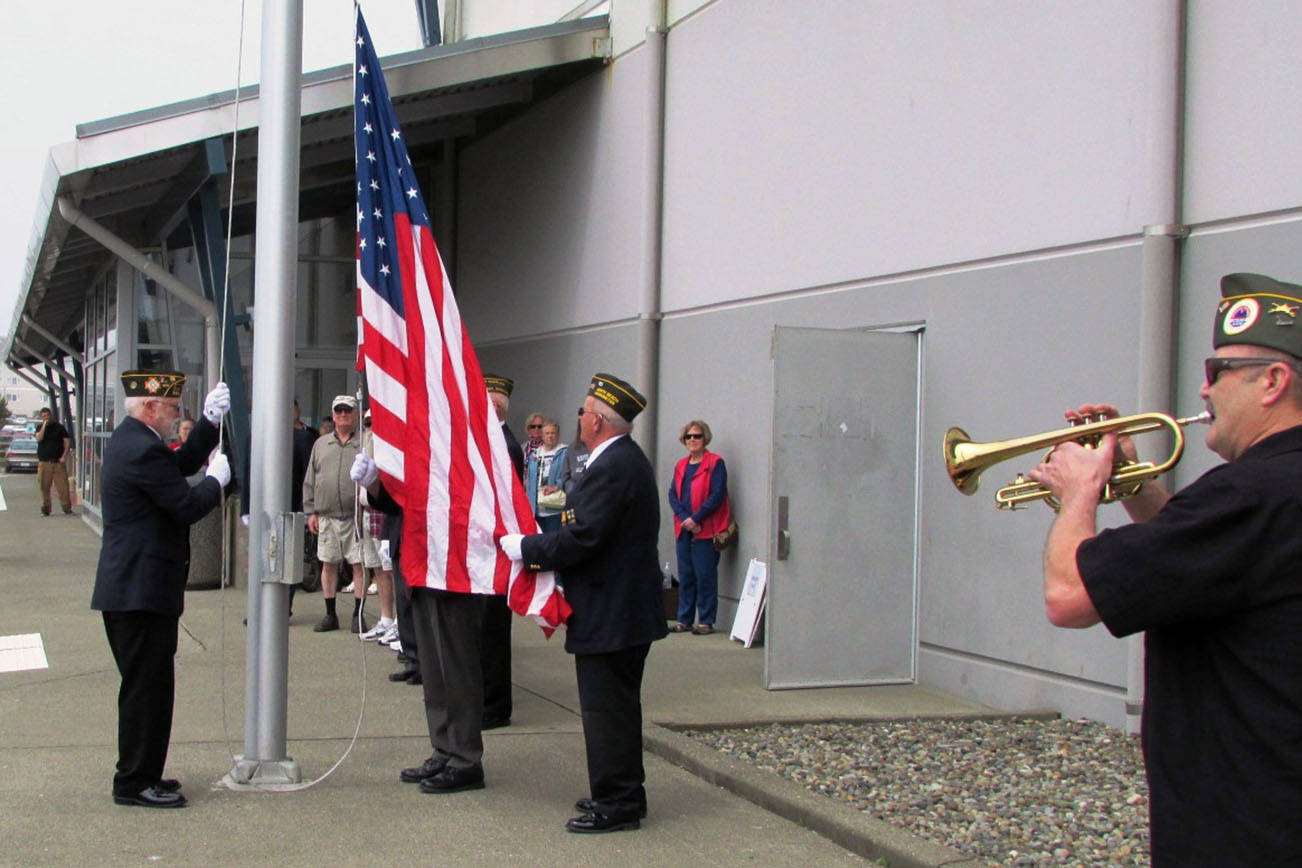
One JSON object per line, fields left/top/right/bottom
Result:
{"left": 944, "top": 411, "right": 1211, "bottom": 510}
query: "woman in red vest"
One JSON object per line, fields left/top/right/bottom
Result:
{"left": 667, "top": 420, "right": 731, "bottom": 635}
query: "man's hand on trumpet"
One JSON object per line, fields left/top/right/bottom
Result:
{"left": 1028, "top": 431, "right": 1118, "bottom": 512}
{"left": 1064, "top": 403, "right": 1139, "bottom": 464}
{"left": 1038, "top": 403, "right": 1172, "bottom": 522}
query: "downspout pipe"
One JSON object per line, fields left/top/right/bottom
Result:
{"left": 638, "top": 0, "right": 667, "bottom": 467}
{"left": 1128, "top": 0, "right": 1188, "bottom": 736}
{"left": 56, "top": 197, "right": 220, "bottom": 390}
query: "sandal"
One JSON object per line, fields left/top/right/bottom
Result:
{"left": 691, "top": 624, "right": 714, "bottom": 635}
{"left": 669, "top": 622, "right": 691, "bottom": 633}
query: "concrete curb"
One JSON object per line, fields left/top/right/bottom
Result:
{"left": 644, "top": 722, "right": 993, "bottom": 868}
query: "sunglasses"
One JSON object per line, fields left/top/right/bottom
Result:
{"left": 333, "top": 405, "right": 355, "bottom": 414}
{"left": 684, "top": 433, "right": 705, "bottom": 440}
{"left": 1203, "top": 356, "right": 1302, "bottom": 385}
{"left": 527, "top": 423, "right": 543, "bottom": 429}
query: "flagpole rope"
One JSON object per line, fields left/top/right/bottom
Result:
{"left": 210, "top": 0, "right": 372, "bottom": 793}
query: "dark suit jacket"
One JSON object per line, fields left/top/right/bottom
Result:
{"left": 520, "top": 436, "right": 668, "bottom": 655}
{"left": 502, "top": 423, "right": 524, "bottom": 482}
{"left": 91, "top": 416, "right": 224, "bottom": 617}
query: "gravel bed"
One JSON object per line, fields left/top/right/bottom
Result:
{"left": 686, "top": 717, "right": 1149, "bottom": 868}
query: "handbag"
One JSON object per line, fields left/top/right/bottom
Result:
{"left": 536, "top": 488, "right": 567, "bottom": 510}
{"left": 711, "top": 519, "right": 739, "bottom": 552}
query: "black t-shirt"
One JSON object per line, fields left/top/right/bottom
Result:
{"left": 1078, "top": 426, "right": 1302, "bottom": 867}
{"left": 35, "top": 420, "right": 69, "bottom": 461}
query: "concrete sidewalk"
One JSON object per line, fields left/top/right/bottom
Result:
{"left": 0, "top": 472, "right": 1001, "bottom": 868}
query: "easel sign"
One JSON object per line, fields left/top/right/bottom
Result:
{"left": 729, "top": 558, "right": 768, "bottom": 648}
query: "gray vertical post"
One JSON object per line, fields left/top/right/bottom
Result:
{"left": 1128, "top": 0, "right": 1189, "bottom": 738}
{"left": 228, "top": 0, "right": 304, "bottom": 786}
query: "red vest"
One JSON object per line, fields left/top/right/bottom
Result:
{"left": 672, "top": 450, "right": 731, "bottom": 540}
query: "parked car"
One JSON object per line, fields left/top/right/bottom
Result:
{"left": 3, "top": 438, "right": 39, "bottom": 473}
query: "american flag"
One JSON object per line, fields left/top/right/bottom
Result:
{"left": 353, "top": 8, "right": 570, "bottom": 632}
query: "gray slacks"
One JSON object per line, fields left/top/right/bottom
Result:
{"left": 410, "top": 588, "right": 486, "bottom": 769}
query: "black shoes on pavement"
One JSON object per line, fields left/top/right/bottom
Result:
{"left": 574, "top": 797, "right": 647, "bottom": 819}
{"left": 113, "top": 786, "right": 187, "bottom": 809}
{"left": 400, "top": 755, "right": 448, "bottom": 783}
{"left": 418, "top": 764, "right": 485, "bottom": 794}
{"left": 564, "top": 811, "right": 640, "bottom": 833}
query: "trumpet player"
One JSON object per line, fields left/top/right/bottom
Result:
{"left": 1027, "top": 272, "right": 1302, "bottom": 867}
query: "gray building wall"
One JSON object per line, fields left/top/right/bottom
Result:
{"left": 451, "top": 0, "right": 1302, "bottom": 727}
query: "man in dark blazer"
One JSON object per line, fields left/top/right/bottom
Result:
{"left": 482, "top": 374, "right": 523, "bottom": 729}
{"left": 91, "top": 370, "right": 232, "bottom": 809}
{"left": 500, "top": 372, "right": 667, "bottom": 833}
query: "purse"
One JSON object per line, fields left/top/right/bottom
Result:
{"left": 536, "top": 488, "right": 567, "bottom": 510}
{"left": 711, "top": 519, "right": 739, "bottom": 552}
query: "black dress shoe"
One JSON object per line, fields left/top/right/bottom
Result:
{"left": 482, "top": 715, "right": 510, "bottom": 730}
{"left": 399, "top": 755, "right": 448, "bottom": 783}
{"left": 113, "top": 786, "right": 188, "bottom": 808}
{"left": 574, "top": 797, "right": 647, "bottom": 818}
{"left": 157, "top": 779, "right": 182, "bottom": 793}
{"left": 388, "top": 668, "right": 417, "bottom": 683}
{"left": 418, "top": 764, "right": 485, "bottom": 793}
{"left": 406, "top": 672, "right": 423, "bottom": 685}
{"left": 313, "top": 613, "right": 339, "bottom": 632}
{"left": 564, "top": 811, "right": 640, "bottom": 833}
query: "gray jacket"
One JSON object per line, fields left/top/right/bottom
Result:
{"left": 302, "top": 431, "right": 361, "bottom": 518}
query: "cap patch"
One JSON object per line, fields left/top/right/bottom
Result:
{"left": 1222, "top": 298, "right": 1260, "bottom": 336}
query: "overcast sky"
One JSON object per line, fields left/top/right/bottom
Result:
{"left": 0, "top": 0, "right": 424, "bottom": 346}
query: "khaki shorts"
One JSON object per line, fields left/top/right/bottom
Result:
{"left": 316, "top": 515, "right": 362, "bottom": 565}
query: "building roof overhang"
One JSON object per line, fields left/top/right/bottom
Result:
{"left": 5, "top": 15, "right": 609, "bottom": 372}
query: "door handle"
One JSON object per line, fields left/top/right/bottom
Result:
{"left": 777, "top": 495, "right": 790, "bottom": 560}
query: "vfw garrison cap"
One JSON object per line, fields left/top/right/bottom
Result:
{"left": 1215, "top": 272, "right": 1302, "bottom": 358}
{"left": 483, "top": 374, "right": 514, "bottom": 396}
{"left": 588, "top": 372, "right": 646, "bottom": 422}
{"left": 121, "top": 369, "right": 185, "bottom": 398}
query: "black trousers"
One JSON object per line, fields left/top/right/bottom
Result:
{"left": 410, "top": 588, "right": 486, "bottom": 769}
{"left": 394, "top": 573, "right": 418, "bottom": 670}
{"left": 574, "top": 644, "right": 651, "bottom": 820}
{"left": 480, "top": 595, "right": 512, "bottom": 723}
{"left": 102, "top": 611, "right": 179, "bottom": 796}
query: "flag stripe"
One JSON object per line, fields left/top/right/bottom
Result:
{"left": 353, "top": 8, "right": 569, "bottom": 631}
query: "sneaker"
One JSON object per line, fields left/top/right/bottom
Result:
{"left": 377, "top": 624, "right": 400, "bottom": 645}
{"left": 366, "top": 582, "right": 378, "bottom": 595}
{"left": 359, "top": 620, "right": 389, "bottom": 642}
{"left": 341, "top": 582, "right": 355, "bottom": 594}
{"left": 387, "top": 638, "right": 404, "bottom": 652}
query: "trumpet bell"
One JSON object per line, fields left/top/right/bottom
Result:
{"left": 943, "top": 426, "right": 982, "bottom": 495}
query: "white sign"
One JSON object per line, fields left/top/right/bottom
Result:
{"left": 729, "top": 558, "right": 768, "bottom": 648}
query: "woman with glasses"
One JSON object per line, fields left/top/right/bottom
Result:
{"left": 667, "top": 420, "right": 731, "bottom": 634}
{"left": 522, "top": 412, "right": 546, "bottom": 469}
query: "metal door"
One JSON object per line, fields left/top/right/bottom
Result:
{"left": 766, "top": 326, "right": 920, "bottom": 688}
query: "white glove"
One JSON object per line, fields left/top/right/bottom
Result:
{"left": 203, "top": 382, "right": 231, "bottom": 424}
{"left": 350, "top": 453, "right": 378, "bottom": 487}
{"left": 499, "top": 533, "right": 523, "bottom": 561}
{"left": 206, "top": 453, "right": 231, "bottom": 487}
{"left": 241, "top": 514, "right": 250, "bottom": 527}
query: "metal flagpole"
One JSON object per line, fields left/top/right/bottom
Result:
{"left": 228, "top": 0, "right": 304, "bottom": 786}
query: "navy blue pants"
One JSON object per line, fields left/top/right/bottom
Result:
{"left": 675, "top": 535, "right": 719, "bottom": 626}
